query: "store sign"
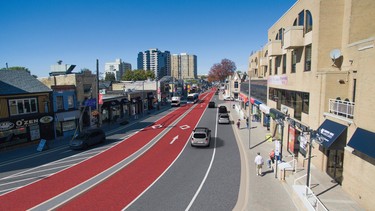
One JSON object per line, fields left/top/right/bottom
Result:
{"left": 40, "top": 116, "right": 53, "bottom": 124}
{"left": 15, "top": 119, "right": 38, "bottom": 127}
{"left": 0, "top": 121, "right": 15, "bottom": 131}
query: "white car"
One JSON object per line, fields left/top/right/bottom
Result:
{"left": 224, "top": 96, "right": 234, "bottom": 101}
{"left": 218, "top": 114, "right": 230, "bottom": 124}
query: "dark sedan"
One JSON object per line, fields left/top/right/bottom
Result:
{"left": 69, "top": 128, "right": 106, "bottom": 150}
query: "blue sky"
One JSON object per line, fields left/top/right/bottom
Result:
{"left": 0, "top": 0, "right": 296, "bottom": 77}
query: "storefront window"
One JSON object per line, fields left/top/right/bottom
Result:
{"left": 68, "top": 95, "right": 74, "bottom": 108}
{"left": 57, "top": 96, "right": 63, "bottom": 110}
{"left": 62, "top": 120, "right": 76, "bottom": 132}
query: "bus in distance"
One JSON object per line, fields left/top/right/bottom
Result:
{"left": 187, "top": 93, "right": 199, "bottom": 104}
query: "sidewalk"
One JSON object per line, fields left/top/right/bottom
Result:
{"left": 229, "top": 104, "right": 364, "bottom": 211}
{"left": 0, "top": 104, "right": 171, "bottom": 161}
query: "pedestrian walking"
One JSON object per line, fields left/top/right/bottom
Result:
{"left": 237, "top": 119, "right": 241, "bottom": 129}
{"left": 268, "top": 149, "right": 275, "bottom": 168}
{"left": 254, "top": 152, "right": 264, "bottom": 176}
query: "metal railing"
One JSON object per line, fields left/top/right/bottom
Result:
{"left": 294, "top": 174, "right": 328, "bottom": 211}
{"left": 329, "top": 98, "right": 354, "bottom": 119}
{"left": 304, "top": 186, "right": 329, "bottom": 211}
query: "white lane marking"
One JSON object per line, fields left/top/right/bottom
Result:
{"left": 185, "top": 103, "right": 218, "bottom": 211}
{"left": 122, "top": 92, "right": 212, "bottom": 211}
{"left": 170, "top": 135, "right": 179, "bottom": 144}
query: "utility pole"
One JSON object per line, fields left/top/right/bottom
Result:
{"left": 248, "top": 74, "right": 251, "bottom": 149}
{"left": 96, "top": 59, "right": 101, "bottom": 127}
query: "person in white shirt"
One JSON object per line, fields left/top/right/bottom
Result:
{"left": 254, "top": 152, "right": 264, "bottom": 176}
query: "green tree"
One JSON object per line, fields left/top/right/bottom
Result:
{"left": 0, "top": 66, "right": 31, "bottom": 74}
{"left": 105, "top": 72, "right": 116, "bottom": 81}
{"left": 122, "top": 69, "right": 155, "bottom": 81}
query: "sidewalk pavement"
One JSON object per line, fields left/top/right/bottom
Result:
{"left": 229, "top": 104, "right": 364, "bottom": 211}
{"left": 0, "top": 104, "right": 170, "bottom": 161}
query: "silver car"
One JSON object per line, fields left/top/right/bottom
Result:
{"left": 218, "top": 113, "right": 230, "bottom": 124}
{"left": 191, "top": 127, "right": 211, "bottom": 147}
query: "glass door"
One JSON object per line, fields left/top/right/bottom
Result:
{"left": 327, "top": 150, "right": 344, "bottom": 184}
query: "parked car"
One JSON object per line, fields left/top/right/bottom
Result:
{"left": 191, "top": 127, "right": 211, "bottom": 147}
{"left": 69, "top": 128, "right": 106, "bottom": 150}
{"left": 218, "top": 113, "right": 230, "bottom": 124}
{"left": 208, "top": 101, "right": 216, "bottom": 108}
{"left": 224, "top": 96, "right": 234, "bottom": 101}
{"left": 218, "top": 105, "right": 228, "bottom": 114}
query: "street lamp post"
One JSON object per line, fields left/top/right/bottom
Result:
{"left": 302, "top": 129, "right": 322, "bottom": 195}
{"left": 248, "top": 75, "right": 251, "bottom": 149}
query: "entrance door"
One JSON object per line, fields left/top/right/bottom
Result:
{"left": 327, "top": 150, "right": 344, "bottom": 184}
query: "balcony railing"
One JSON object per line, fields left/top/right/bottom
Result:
{"left": 328, "top": 99, "right": 354, "bottom": 119}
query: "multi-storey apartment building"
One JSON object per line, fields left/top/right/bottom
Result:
{"left": 137, "top": 48, "right": 171, "bottom": 79}
{"left": 104, "top": 58, "right": 131, "bottom": 81}
{"left": 171, "top": 53, "right": 197, "bottom": 80}
{"left": 248, "top": 0, "right": 375, "bottom": 209}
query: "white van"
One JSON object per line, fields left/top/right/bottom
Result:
{"left": 171, "top": 96, "right": 181, "bottom": 107}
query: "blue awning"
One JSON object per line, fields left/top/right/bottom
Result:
{"left": 348, "top": 128, "right": 375, "bottom": 159}
{"left": 317, "top": 119, "right": 347, "bottom": 149}
{"left": 254, "top": 99, "right": 262, "bottom": 105}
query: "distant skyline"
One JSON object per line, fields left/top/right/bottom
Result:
{"left": 0, "top": 0, "right": 296, "bottom": 78}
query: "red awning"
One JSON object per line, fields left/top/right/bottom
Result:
{"left": 250, "top": 97, "right": 255, "bottom": 104}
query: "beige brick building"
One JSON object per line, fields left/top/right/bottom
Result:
{"left": 248, "top": 0, "right": 375, "bottom": 209}
{"left": 171, "top": 53, "right": 197, "bottom": 79}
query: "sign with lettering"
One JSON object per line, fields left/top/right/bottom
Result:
{"left": 0, "top": 121, "right": 15, "bottom": 131}
{"left": 37, "top": 139, "right": 47, "bottom": 152}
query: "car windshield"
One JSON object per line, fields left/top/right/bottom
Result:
{"left": 220, "top": 114, "right": 229, "bottom": 118}
{"left": 193, "top": 133, "right": 206, "bottom": 139}
{"left": 75, "top": 133, "right": 87, "bottom": 139}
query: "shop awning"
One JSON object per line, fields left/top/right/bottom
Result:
{"left": 102, "top": 100, "right": 120, "bottom": 108}
{"left": 348, "top": 128, "right": 375, "bottom": 159}
{"left": 55, "top": 110, "right": 80, "bottom": 121}
{"left": 254, "top": 99, "right": 262, "bottom": 105}
{"left": 317, "top": 119, "right": 347, "bottom": 149}
{"left": 270, "top": 108, "right": 285, "bottom": 120}
{"left": 259, "top": 104, "right": 270, "bottom": 114}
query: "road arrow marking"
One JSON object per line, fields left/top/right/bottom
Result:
{"left": 151, "top": 124, "right": 163, "bottom": 129}
{"left": 180, "top": 125, "right": 190, "bottom": 130}
{"left": 170, "top": 135, "right": 179, "bottom": 144}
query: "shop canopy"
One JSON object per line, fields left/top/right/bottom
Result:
{"left": 348, "top": 128, "right": 375, "bottom": 159}
{"left": 259, "top": 104, "right": 270, "bottom": 114}
{"left": 317, "top": 119, "right": 347, "bottom": 149}
{"left": 102, "top": 100, "right": 120, "bottom": 108}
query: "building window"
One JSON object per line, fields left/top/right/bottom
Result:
{"left": 306, "top": 10, "right": 313, "bottom": 33}
{"left": 298, "top": 10, "right": 304, "bottom": 26}
{"left": 9, "top": 98, "right": 38, "bottom": 116}
{"left": 68, "top": 95, "right": 74, "bottom": 108}
{"left": 83, "top": 84, "right": 92, "bottom": 94}
{"left": 56, "top": 96, "right": 63, "bottom": 110}
{"left": 275, "top": 56, "right": 281, "bottom": 75}
{"left": 291, "top": 50, "right": 297, "bottom": 73}
{"left": 234, "top": 81, "right": 239, "bottom": 88}
{"left": 305, "top": 45, "right": 312, "bottom": 71}
{"left": 282, "top": 54, "right": 287, "bottom": 74}
{"left": 269, "top": 59, "right": 273, "bottom": 75}
{"left": 302, "top": 92, "right": 309, "bottom": 114}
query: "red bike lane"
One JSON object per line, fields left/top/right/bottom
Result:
{"left": 58, "top": 94, "right": 213, "bottom": 210}
{"left": 0, "top": 105, "right": 191, "bottom": 211}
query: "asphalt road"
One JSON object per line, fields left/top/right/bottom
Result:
{"left": 126, "top": 94, "right": 241, "bottom": 211}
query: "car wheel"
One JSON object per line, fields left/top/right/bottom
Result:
{"left": 83, "top": 143, "right": 89, "bottom": 150}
